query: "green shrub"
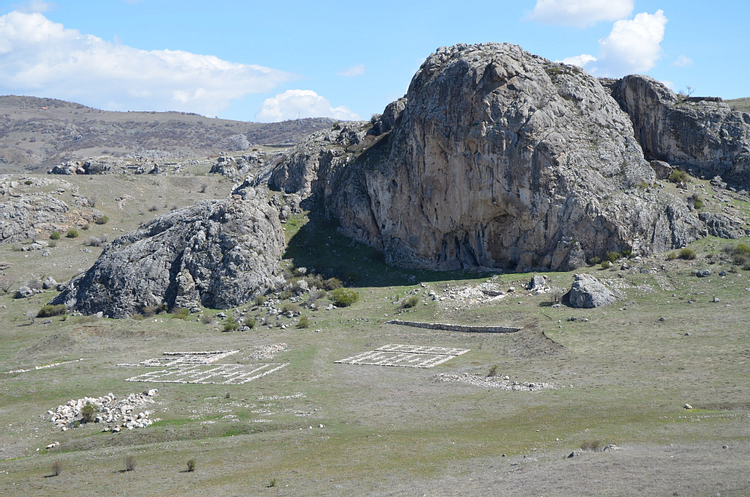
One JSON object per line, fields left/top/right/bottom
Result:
{"left": 621, "top": 248, "right": 631, "bottom": 258}
{"left": 37, "top": 304, "right": 67, "bottom": 318}
{"left": 50, "top": 231, "right": 61, "bottom": 240}
{"left": 81, "top": 223, "right": 90, "bottom": 231}
{"left": 331, "top": 288, "right": 359, "bottom": 307}
{"left": 297, "top": 316, "right": 310, "bottom": 328}
{"left": 605, "top": 251, "right": 620, "bottom": 263}
{"left": 281, "top": 302, "right": 300, "bottom": 314}
{"left": 488, "top": 365, "right": 499, "bottom": 377}
{"left": 678, "top": 248, "right": 697, "bottom": 260}
{"left": 48, "top": 241, "right": 56, "bottom": 248}
{"left": 402, "top": 296, "right": 419, "bottom": 308}
{"left": 253, "top": 294, "right": 266, "bottom": 306}
{"left": 668, "top": 169, "right": 689, "bottom": 183}
{"left": 323, "top": 277, "right": 343, "bottom": 291}
{"left": 601, "top": 260, "right": 611, "bottom": 270}
{"left": 201, "top": 314, "right": 214, "bottom": 325}
{"left": 666, "top": 252, "right": 677, "bottom": 260}
{"left": 692, "top": 194, "right": 703, "bottom": 210}
{"left": 81, "top": 401, "right": 97, "bottom": 423}
{"left": 95, "top": 215, "right": 109, "bottom": 225}
{"left": 589, "top": 256, "right": 601, "bottom": 266}
{"left": 171, "top": 308, "right": 190, "bottom": 320}
{"left": 245, "top": 317, "right": 256, "bottom": 329}
{"left": 66, "top": 229, "right": 79, "bottom": 238}
{"left": 24, "top": 180, "right": 33, "bottom": 185}
{"left": 186, "top": 459, "right": 196, "bottom": 472}
{"left": 223, "top": 315, "right": 240, "bottom": 332}
{"left": 140, "top": 303, "right": 166, "bottom": 317}
{"left": 724, "top": 243, "right": 750, "bottom": 268}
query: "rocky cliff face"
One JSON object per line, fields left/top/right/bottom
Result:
{"left": 51, "top": 184, "right": 285, "bottom": 317}
{"left": 606, "top": 75, "right": 750, "bottom": 187}
{"left": 274, "top": 43, "right": 703, "bottom": 271}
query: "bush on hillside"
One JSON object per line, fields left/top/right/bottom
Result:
{"left": 331, "top": 288, "right": 359, "bottom": 307}
{"left": 678, "top": 248, "right": 697, "bottom": 260}
{"left": 37, "top": 304, "right": 67, "bottom": 318}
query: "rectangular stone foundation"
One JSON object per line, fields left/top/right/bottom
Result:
{"left": 335, "top": 344, "right": 469, "bottom": 369}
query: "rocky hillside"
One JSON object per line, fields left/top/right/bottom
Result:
{"left": 273, "top": 43, "right": 705, "bottom": 272}
{"left": 0, "top": 96, "right": 335, "bottom": 172}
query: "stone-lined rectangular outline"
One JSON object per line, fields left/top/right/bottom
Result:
{"left": 125, "top": 363, "right": 288, "bottom": 385}
{"left": 335, "top": 344, "right": 469, "bottom": 369}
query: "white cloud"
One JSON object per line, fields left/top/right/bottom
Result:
{"left": 256, "top": 89, "right": 359, "bottom": 122}
{"left": 337, "top": 64, "right": 365, "bottom": 77}
{"left": 673, "top": 54, "right": 693, "bottom": 67}
{"left": 0, "top": 10, "right": 294, "bottom": 116}
{"left": 660, "top": 80, "right": 675, "bottom": 91}
{"left": 528, "top": 0, "right": 633, "bottom": 28}
{"left": 561, "top": 10, "right": 667, "bottom": 77}
{"left": 11, "top": 0, "right": 54, "bottom": 13}
{"left": 559, "top": 54, "right": 597, "bottom": 68}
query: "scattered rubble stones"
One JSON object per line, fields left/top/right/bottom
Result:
{"left": 434, "top": 372, "right": 553, "bottom": 391}
{"left": 47, "top": 390, "right": 158, "bottom": 431}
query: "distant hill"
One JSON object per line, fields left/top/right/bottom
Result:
{"left": 0, "top": 95, "right": 337, "bottom": 172}
{"left": 727, "top": 98, "right": 750, "bottom": 113}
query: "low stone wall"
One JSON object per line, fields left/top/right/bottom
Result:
{"left": 386, "top": 319, "right": 521, "bottom": 334}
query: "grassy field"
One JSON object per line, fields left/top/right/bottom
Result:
{"left": 1, "top": 169, "right": 749, "bottom": 495}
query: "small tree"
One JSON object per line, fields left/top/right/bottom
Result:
{"left": 81, "top": 401, "right": 96, "bottom": 423}
{"left": 297, "top": 316, "right": 310, "bottom": 328}
{"left": 125, "top": 455, "right": 136, "bottom": 472}
{"left": 186, "top": 459, "right": 196, "bottom": 472}
{"left": 49, "top": 231, "right": 61, "bottom": 240}
{"left": 51, "top": 460, "right": 62, "bottom": 477}
{"left": 66, "top": 229, "right": 79, "bottom": 238}
{"left": 222, "top": 315, "right": 240, "bottom": 332}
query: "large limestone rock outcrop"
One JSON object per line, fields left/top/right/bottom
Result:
{"left": 51, "top": 185, "right": 285, "bottom": 318}
{"left": 274, "top": 43, "right": 702, "bottom": 271}
{"left": 606, "top": 75, "right": 750, "bottom": 186}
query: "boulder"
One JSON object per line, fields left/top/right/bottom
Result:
{"left": 566, "top": 274, "right": 616, "bottom": 308}
{"left": 49, "top": 184, "right": 285, "bottom": 317}
{"left": 606, "top": 75, "right": 750, "bottom": 187}
{"left": 15, "top": 286, "right": 34, "bottom": 298}
{"left": 650, "top": 160, "right": 673, "bottom": 180}
{"left": 42, "top": 276, "right": 57, "bottom": 290}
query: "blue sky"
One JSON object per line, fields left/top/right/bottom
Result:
{"left": 0, "top": 0, "right": 747, "bottom": 122}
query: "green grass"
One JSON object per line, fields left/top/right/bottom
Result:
{"left": 0, "top": 172, "right": 749, "bottom": 495}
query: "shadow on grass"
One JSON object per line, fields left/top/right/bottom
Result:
{"left": 282, "top": 204, "right": 495, "bottom": 288}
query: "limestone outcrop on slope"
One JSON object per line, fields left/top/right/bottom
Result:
{"left": 273, "top": 43, "right": 703, "bottom": 271}
{"left": 51, "top": 184, "right": 285, "bottom": 317}
{"left": 606, "top": 75, "right": 750, "bottom": 187}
